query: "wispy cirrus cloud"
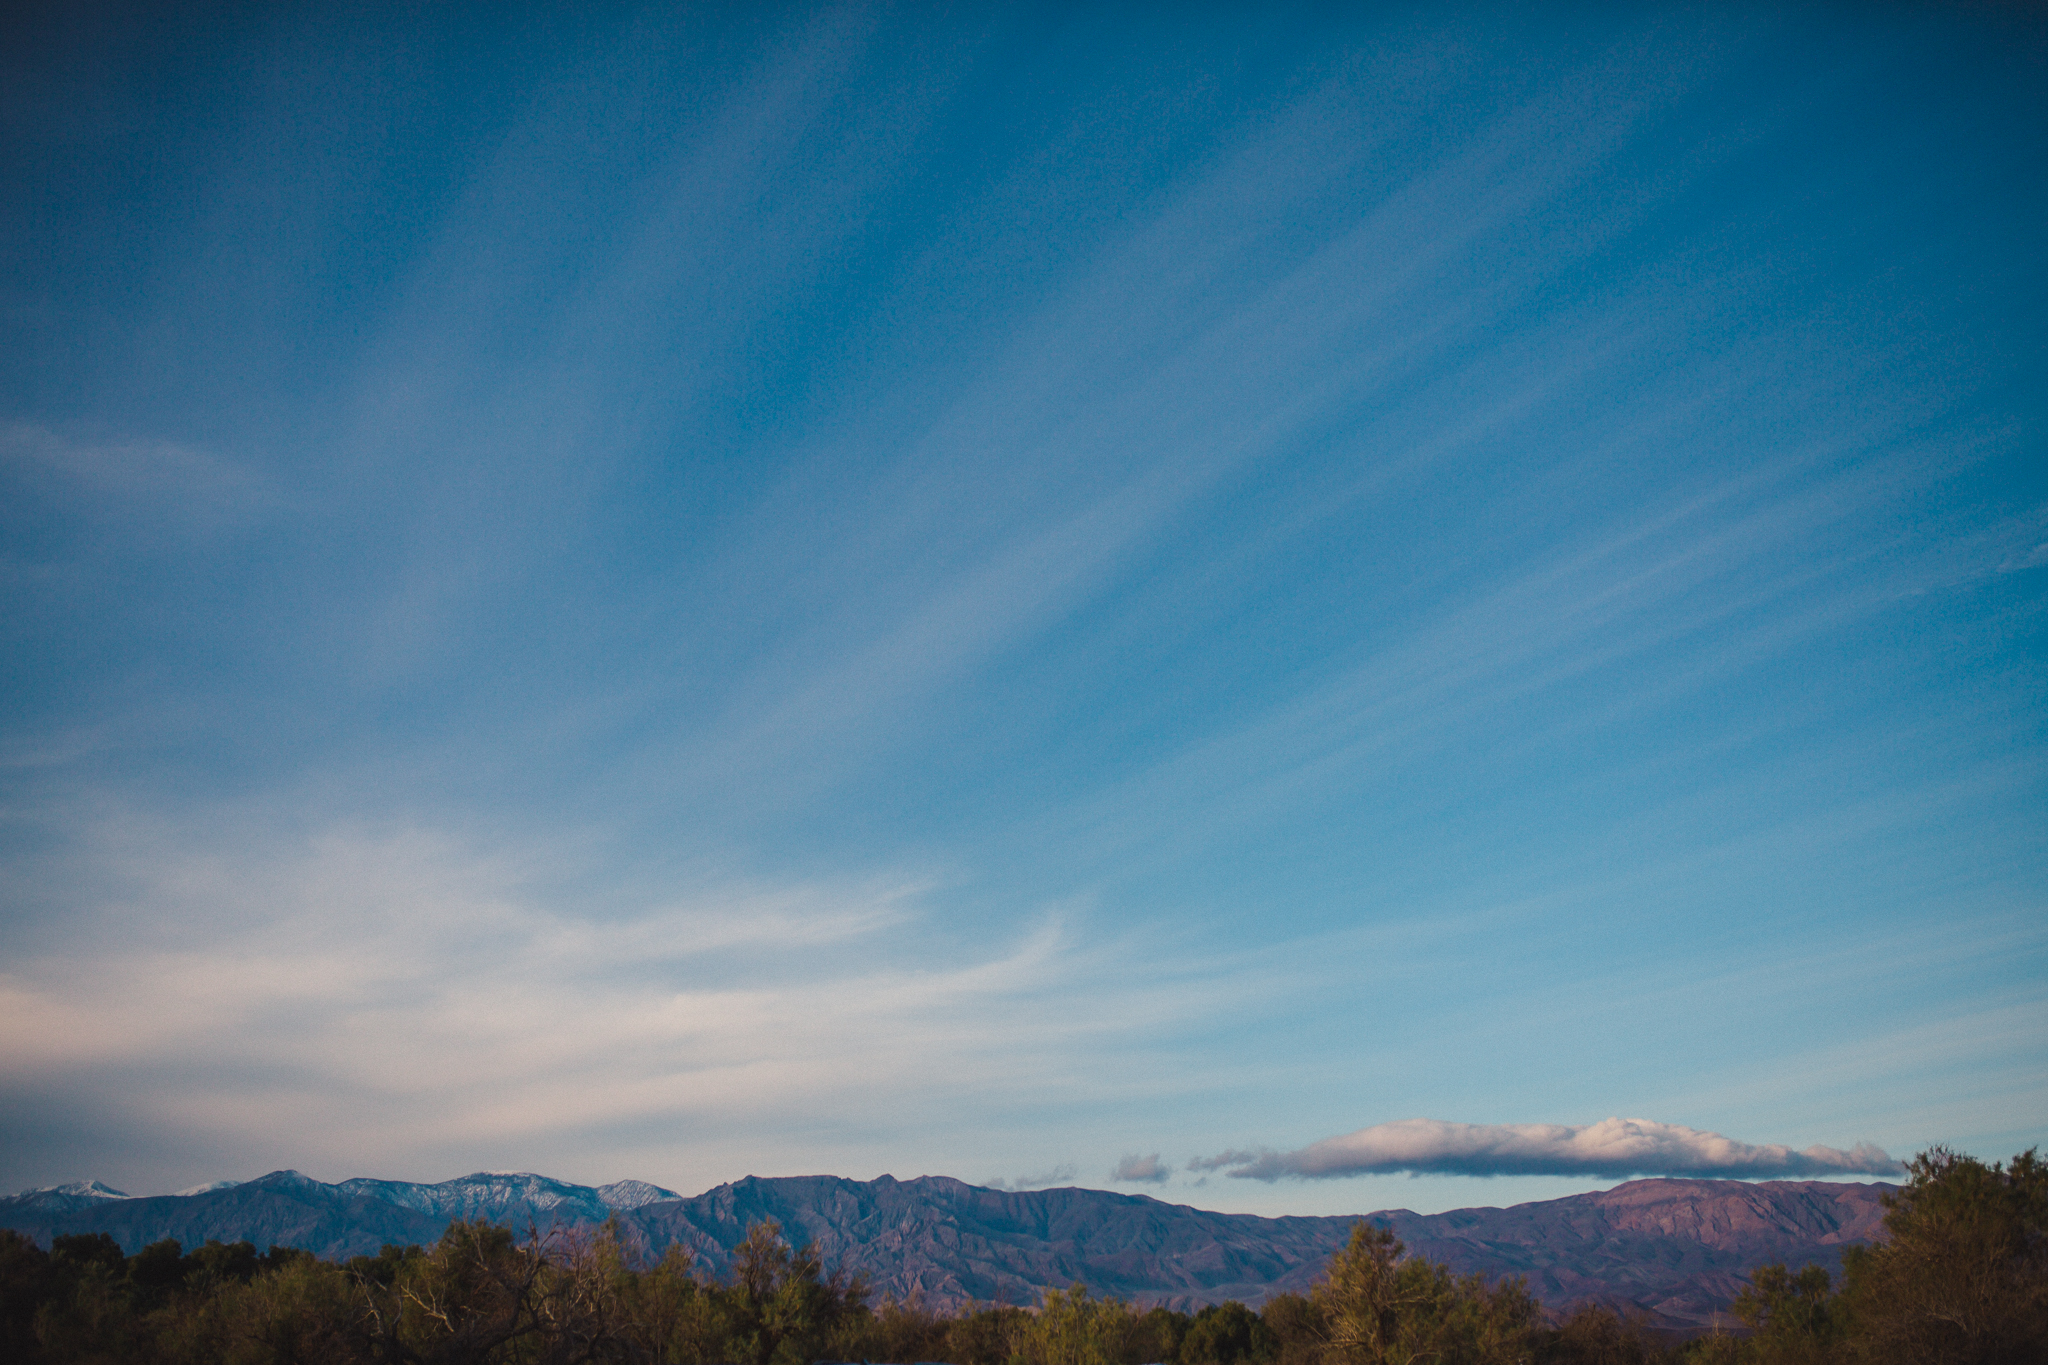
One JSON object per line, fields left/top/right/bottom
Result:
{"left": 1191, "top": 1118, "right": 1903, "bottom": 1181}
{"left": 0, "top": 423, "right": 270, "bottom": 528}
{"left": 0, "top": 810, "right": 1277, "bottom": 1195}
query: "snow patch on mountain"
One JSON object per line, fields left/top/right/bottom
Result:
{"left": 16, "top": 1181, "right": 130, "bottom": 1207}
{"left": 5, "top": 1169, "right": 684, "bottom": 1221}
{"left": 244, "top": 1170, "right": 328, "bottom": 1194}
{"left": 7, "top": 1181, "right": 133, "bottom": 1214}
{"left": 331, "top": 1172, "right": 619, "bottom": 1224}
{"left": 596, "top": 1180, "right": 683, "bottom": 1209}
{"left": 28, "top": 1181, "right": 128, "bottom": 1199}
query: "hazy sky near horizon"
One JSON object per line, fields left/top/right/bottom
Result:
{"left": 2, "top": 3, "right": 2043, "bottom": 1218}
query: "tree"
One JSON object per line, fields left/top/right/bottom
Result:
{"left": 1840, "top": 1146, "right": 2047, "bottom": 1364}
{"left": 846, "top": 1293, "right": 954, "bottom": 1365}
{"left": 1011, "top": 1284, "right": 1138, "bottom": 1365}
{"left": 1183, "top": 1301, "right": 1266, "bottom": 1365}
{"left": 350, "top": 1219, "right": 561, "bottom": 1364}
{"left": 1260, "top": 1290, "right": 1328, "bottom": 1365}
{"left": 1730, "top": 1263, "right": 1842, "bottom": 1365}
{"left": 167, "top": 1253, "right": 365, "bottom": 1365}
{"left": 0, "top": 1231, "right": 55, "bottom": 1364}
{"left": 1310, "top": 1221, "right": 1539, "bottom": 1365}
{"left": 1316, "top": 1223, "right": 1410, "bottom": 1364}
{"left": 720, "top": 1219, "right": 868, "bottom": 1365}
{"left": 1532, "top": 1303, "right": 1664, "bottom": 1365}
{"left": 937, "top": 1303, "right": 1032, "bottom": 1365}
{"left": 614, "top": 1241, "right": 724, "bottom": 1364}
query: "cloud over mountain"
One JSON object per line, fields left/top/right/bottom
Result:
{"left": 986, "top": 1165, "right": 1079, "bottom": 1192}
{"left": 1189, "top": 1118, "right": 1904, "bottom": 1181}
{"left": 1113, "top": 1153, "right": 1170, "bottom": 1184}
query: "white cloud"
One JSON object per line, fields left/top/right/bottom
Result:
{"left": 1111, "top": 1152, "right": 1169, "bottom": 1184}
{"left": 1190, "top": 1117, "right": 1903, "bottom": 1181}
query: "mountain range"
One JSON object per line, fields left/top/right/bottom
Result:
{"left": 1, "top": 1171, "right": 1895, "bottom": 1332}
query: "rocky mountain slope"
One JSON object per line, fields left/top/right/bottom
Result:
{"left": 1, "top": 1170, "right": 1892, "bottom": 1330}
{"left": 1379, "top": 1177, "right": 1890, "bottom": 1331}
{"left": 629, "top": 1175, "right": 1360, "bottom": 1310}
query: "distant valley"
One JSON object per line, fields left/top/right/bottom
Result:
{"left": 1, "top": 1170, "right": 1893, "bottom": 1332}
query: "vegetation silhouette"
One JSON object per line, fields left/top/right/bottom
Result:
{"left": 0, "top": 1147, "right": 2037, "bottom": 1364}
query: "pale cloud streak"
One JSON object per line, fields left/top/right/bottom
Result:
{"left": 0, "top": 813, "right": 1260, "bottom": 1193}
{"left": 986, "top": 1164, "right": 1079, "bottom": 1192}
{"left": 1191, "top": 1118, "right": 1904, "bottom": 1181}
{"left": 0, "top": 423, "right": 269, "bottom": 528}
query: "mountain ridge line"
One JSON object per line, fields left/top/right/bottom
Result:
{"left": 0, "top": 1169, "right": 1895, "bottom": 1332}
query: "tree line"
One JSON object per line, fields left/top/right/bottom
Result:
{"left": 0, "top": 1146, "right": 2038, "bottom": 1365}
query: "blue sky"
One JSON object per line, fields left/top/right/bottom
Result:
{"left": 1, "top": 3, "right": 2043, "bottom": 1217}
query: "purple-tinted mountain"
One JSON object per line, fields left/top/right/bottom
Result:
{"left": 0, "top": 1169, "right": 679, "bottom": 1260}
{"left": 1, "top": 1171, "right": 447, "bottom": 1261}
{"left": 1, "top": 1170, "right": 1891, "bottom": 1329}
{"left": 1376, "top": 1178, "right": 1892, "bottom": 1331}
{"left": 625, "top": 1175, "right": 1357, "bottom": 1310}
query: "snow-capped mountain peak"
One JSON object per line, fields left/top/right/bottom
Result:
{"left": 330, "top": 1171, "right": 622, "bottom": 1224}
{"left": 11, "top": 1180, "right": 132, "bottom": 1212}
{"left": 4, "top": 1170, "right": 679, "bottom": 1223}
{"left": 22, "top": 1180, "right": 129, "bottom": 1200}
{"left": 595, "top": 1179, "right": 683, "bottom": 1210}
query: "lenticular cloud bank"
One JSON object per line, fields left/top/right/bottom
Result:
{"left": 1193, "top": 1118, "right": 1904, "bottom": 1181}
